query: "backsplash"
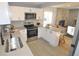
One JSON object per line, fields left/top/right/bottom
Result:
{"left": 11, "top": 20, "right": 39, "bottom": 28}
{"left": 11, "top": 21, "right": 24, "bottom": 28}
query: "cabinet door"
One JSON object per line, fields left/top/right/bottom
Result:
{"left": 47, "top": 29, "right": 59, "bottom": 47}
{"left": 38, "top": 27, "right": 47, "bottom": 40}
{"left": 0, "top": 2, "right": 10, "bottom": 24}
{"left": 38, "top": 27, "right": 44, "bottom": 38}
{"left": 20, "top": 29, "right": 27, "bottom": 42}
{"left": 38, "top": 27, "right": 42, "bottom": 38}
{"left": 42, "top": 28, "right": 50, "bottom": 41}
{"left": 52, "top": 31, "right": 59, "bottom": 47}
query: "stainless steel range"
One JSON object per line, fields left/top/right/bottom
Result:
{"left": 24, "top": 24, "right": 38, "bottom": 38}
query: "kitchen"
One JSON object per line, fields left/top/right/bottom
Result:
{"left": 0, "top": 2, "right": 64, "bottom": 56}
{"left": 0, "top": 2, "right": 79, "bottom": 56}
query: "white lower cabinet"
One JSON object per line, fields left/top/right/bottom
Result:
{"left": 20, "top": 29, "right": 27, "bottom": 42}
{"left": 38, "top": 27, "right": 59, "bottom": 47}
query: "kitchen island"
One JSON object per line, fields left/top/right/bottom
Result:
{"left": 38, "top": 27, "right": 61, "bottom": 47}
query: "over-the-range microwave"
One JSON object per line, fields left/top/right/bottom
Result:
{"left": 25, "top": 13, "right": 36, "bottom": 20}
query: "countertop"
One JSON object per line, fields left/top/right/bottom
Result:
{"left": 0, "top": 28, "right": 33, "bottom": 56}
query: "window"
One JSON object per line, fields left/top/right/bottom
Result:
{"left": 43, "top": 11, "right": 52, "bottom": 27}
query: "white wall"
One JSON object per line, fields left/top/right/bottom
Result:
{"left": 73, "top": 13, "right": 79, "bottom": 56}
{"left": 74, "top": 40, "right": 79, "bottom": 56}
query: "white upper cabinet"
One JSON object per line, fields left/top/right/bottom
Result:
{"left": 36, "top": 8, "right": 43, "bottom": 20}
{"left": 9, "top": 6, "right": 43, "bottom": 21}
{"left": 25, "top": 8, "right": 36, "bottom": 13}
{"left": 0, "top": 2, "right": 11, "bottom": 25}
{"left": 9, "top": 6, "right": 25, "bottom": 21}
{"left": 24, "top": 8, "right": 44, "bottom": 20}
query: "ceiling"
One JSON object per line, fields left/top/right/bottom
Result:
{"left": 8, "top": 2, "right": 65, "bottom": 8}
{"left": 50, "top": 2, "right": 79, "bottom": 9}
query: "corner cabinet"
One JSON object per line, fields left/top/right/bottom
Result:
{"left": 38, "top": 27, "right": 60, "bottom": 47}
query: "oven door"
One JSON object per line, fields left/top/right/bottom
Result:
{"left": 27, "top": 28, "right": 38, "bottom": 38}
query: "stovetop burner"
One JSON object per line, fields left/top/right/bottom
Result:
{"left": 24, "top": 24, "right": 37, "bottom": 29}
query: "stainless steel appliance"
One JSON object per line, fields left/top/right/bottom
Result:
{"left": 24, "top": 24, "right": 38, "bottom": 38}
{"left": 25, "top": 13, "right": 36, "bottom": 20}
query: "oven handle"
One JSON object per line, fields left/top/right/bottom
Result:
{"left": 27, "top": 29, "right": 37, "bottom": 30}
